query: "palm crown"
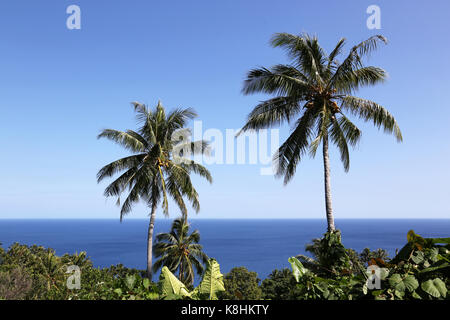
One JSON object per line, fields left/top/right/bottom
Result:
{"left": 97, "top": 101, "right": 212, "bottom": 219}
{"left": 240, "top": 33, "right": 402, "bottom": 231}
{"left": 153, "top": 217, "right": 208, "bottom": 286}
{"left": 97, "top": 101, "right": 212, "bottom": 278}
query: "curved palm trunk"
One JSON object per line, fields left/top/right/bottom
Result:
{"left": 146, "top": 203, "right": 157, "bottom": 279}
{"left": 322, "top": 132, "right": 336, "bottom": 232}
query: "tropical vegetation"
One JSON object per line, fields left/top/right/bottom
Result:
{"left": 1, "top": 230, "right": 448, "bottom": 300}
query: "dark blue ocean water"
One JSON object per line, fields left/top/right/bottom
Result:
{"left": 1, "top": 219, "right": 449, "bottom": 281}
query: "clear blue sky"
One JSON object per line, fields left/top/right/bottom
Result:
{"left": 0, "top": 0, "right": 449, "bottom": 219}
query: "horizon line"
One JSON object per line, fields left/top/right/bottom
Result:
{"left": 1, "top": 217, "right": 449, "bottom": 220}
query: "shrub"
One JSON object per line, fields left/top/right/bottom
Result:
{"left": 260, "top": 268, "right": 301, "bottom": 300}
{"left": 0, "top": 267, "right": 33, "bottom": 300}
{"left": 220, "top": 267, "right": 262, "bottom": 300}
{"left": 288, "top": 230, "right": 450, "bottom": 300}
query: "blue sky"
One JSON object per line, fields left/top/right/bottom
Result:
{"left": 0, "top": 0, "right": 449, "bottom": 219}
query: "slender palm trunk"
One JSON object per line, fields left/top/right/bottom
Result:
{"left": 322, "top": 132, "right": 336, "bottom": 232}
{"left": 179, "top": 260, "right": 183, "bottom": 283}
{"left": 146, "top": 203, "right": 157, "bottom": 279}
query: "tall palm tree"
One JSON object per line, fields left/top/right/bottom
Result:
{"left": 152, "top": 217, "right": 208, "bottom": 286}
{"left": 97, "top": 101, "right": 212, "bottom": 279}
{"left": 239, "top": 33, "right": 402, "bottom": 232}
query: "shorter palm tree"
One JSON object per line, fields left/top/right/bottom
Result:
{"left": 153, "top": 217, "right": 208, "bottom": 286}
{"left": 97, "top": 101, "right": 212, "bottom": 279}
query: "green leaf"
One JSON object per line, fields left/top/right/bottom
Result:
{"left": 159, "top": 266, "right": 191, "bottom": 298}
{"left": 372, "top": 290, "right": 383, "bottom": 297}
{"left": 388, "top": 274, "right": 418, "bottom": 292}
{"left": 142, "top": 278, "right": 150, "bottom": 290}
{"left": 113, "top": 288, "right": 122, "bottom": 295}
{"left": 192, "top": 258, "right": 225, "bottom": 300}
{"left": 389, "top": 274, "right": 402, "bottom": 290}
{"left": 427, "top": 248, "right": 439, "bottom": 262}
{"left": 394, "top": 289, "right": 404, "bottom": 299}
{"left": 147, "top": 292, "right": 159, "bottom": 300}
{"left": 419, "top": 262, "right": 449, "bottom": 274}
{"left": 125, "top": 274, "right": 136, "bottom": 290}
{"left": 402, "top": 275, "right": 419, "bottom": 292}
{"left": 288, "top": 257, "right": 308, "bottom": 282}
{"left": 421, "top": 278, "right": 447, "bottom": 298}
{"left": 428, "top": 237, "right": 450, "bottom": 245}
{"left": 411, "top": 251, "right": 424, "bottom": 264}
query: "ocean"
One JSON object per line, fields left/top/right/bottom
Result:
{"left": 0, "top": 219, "right": 449, "bottom": 281}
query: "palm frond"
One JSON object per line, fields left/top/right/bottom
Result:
{"left": 328, "top": 38, "right": 346, "bottom": 65}
{"left": 330, "top": 35, "right": 387, "bottom": 93}
{"left": 173, "top": 140, "right": 211, "bottom": 159}
{"left": 329, "top": 117, "right": 351, "bottom": 171}
{"left": 274, "top": 107, "right": 319, "bottom": 184}
{"left": 334, "top": 66, "right": 388, "bottom": 93}
{"left": 181, "top": 162, "right": 213, "bottom": 184}
{"left": 337, "top": 114, "right": 362, "bottom": 147}
{"left": 167, "top": 108, "right": 198, "bottom": 132}
{"left": 97, "top": 129, "right": 146, "bottom": 153}
{"left": 242, "top": 66, "right": 310, "bottom": 96}
{"left": 239, "top": 96, "right": 303, "bottom": 133}
{"left": 270, "top": 33, "right": 325, "bottom": 85}
{"left": 103, "top": 167, "right": 139, "bottom": 197}
{"left": 96, "top": 154, "right": 145, "bottom": 183}
{"left": 308, "top": 109, "right": 330, "bottom": 158}
{"left": 342, "top": 96, "right": 402, "bottom": 141}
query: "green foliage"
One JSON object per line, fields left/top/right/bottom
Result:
{"left": 288, "top": 230, "right": 450, "bottom": 300}
{"left": 388, "top": 274, "right": 419, "bottom": 296}
{"left": 1, "top": 230, "right": 448, "bottom": 300}
{"left": 376, "top": 230, "right": 450, "bottom": 300}
{"left": 421, "top": 278, "right": 447, "bottom": 298}
{"left": 159, "top": 266, "right": 192, "bottom": 299}
{"left": 0, "top": 243, "right": 158, "bottom": 300}
{"left": 295, "top": 230, "right": 357, "bottom": 277}
{"left": 358, "top": 248, "right": 390, "bottom": 265}
{"left": 192, "top": 259, "right": 225, "bottom": 300}
{"left": 109, "top": 274, "right": 160, "bottom": 300}
{"left": 158, "top": 258, "right": 225, "bottom": 300}
{"left": 260, "top": 269, "right": 301, "bottom": 300}
{"left": 288, "top": 256, "right": 365, "bottom": 300}
{"left": 288, "top": 257, "right": 308, "bottom": 281}
{"left": 220, "top": 267, "right": 262, "bottom": 300}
